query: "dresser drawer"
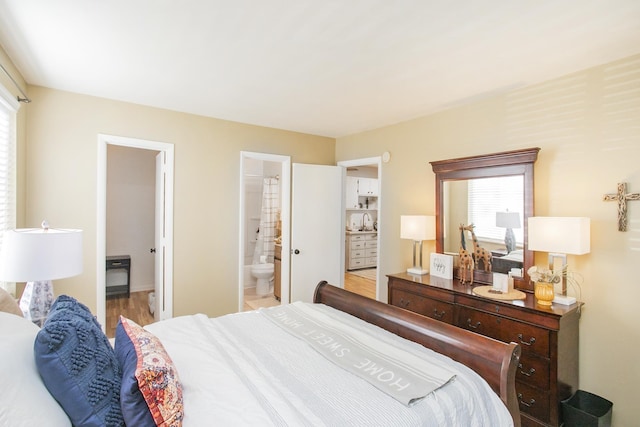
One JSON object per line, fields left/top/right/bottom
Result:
{"left": 456, "top": 306, "right": 550, "bottom": 357}
{"left": 351, "top": 249, "right": 365, "bottom": 258}
{"left": 518, "top": 353, "right": 550, "bottom": 390}
{"left": 350, "top": 241, "right": 365, "bottom": 250}
{"left": 389, "top": 288, "right": 454, "bottom": 323}
{"left": 106, "top": 257, "right": 130, "bottom": 269}
{"left": 516, "top": 381, "right": 551, "bottom": 424}
{"left": 365, "top": 248, "right": 377, "bottom": 257}
{"left": 349, "top": 258, "right": 366, "bottom": 268}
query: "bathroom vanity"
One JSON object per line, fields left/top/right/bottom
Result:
{"left": 274, "top": 243, "right": 281, "bottom": 300}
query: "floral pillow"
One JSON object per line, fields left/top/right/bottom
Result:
{"left": 114, "top": 316, "right": 183, "bottom": 427}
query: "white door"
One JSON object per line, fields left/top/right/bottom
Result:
{"left": 290, "top": 164, "right": 344, "bottom": 303}
{"left": 155, "top": 152, "right": 166, "bottom": 320}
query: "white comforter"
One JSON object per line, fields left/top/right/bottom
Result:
{"left": 145, "top": 303, "right": 513, "bottom": 426}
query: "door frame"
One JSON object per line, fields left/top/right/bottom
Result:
{"left": 96, "top": 134, "right": 175, "bottom": 329}
{"left": 238, "top": 151, "right": 291, "bottom": 312}
{"left": 337, "top": 156, "right": 382, "bottom": 300}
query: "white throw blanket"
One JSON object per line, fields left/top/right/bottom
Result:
{"left": 262, "top": 302, "right": 455, "bottom": 406}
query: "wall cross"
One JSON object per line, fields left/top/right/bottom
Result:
{"left": 603, "top": 182, "right": 640, "bottom": 231}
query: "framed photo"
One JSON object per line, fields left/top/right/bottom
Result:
{"left": 430, "top": 253, "right": 453, "bottom": 279}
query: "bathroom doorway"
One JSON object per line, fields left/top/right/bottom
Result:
{"left": 239, "top": 152, "right": 290, "bottom": 312}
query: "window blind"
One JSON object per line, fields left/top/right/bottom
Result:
{"left": 0, "top": 83, "right": 18, "bottom": 293}
{"left": 467, "top": 176, "right": 523, "bottom": 245}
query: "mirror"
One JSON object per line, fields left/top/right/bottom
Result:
{"left": 430, "top": 148, "right": 540, "bottom": 291}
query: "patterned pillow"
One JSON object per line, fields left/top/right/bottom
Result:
{"left": 34, "top": 295, "right": 124, "bottom": 427}
{"left": 115, "top": 316, "right": 183, "bottom": 427}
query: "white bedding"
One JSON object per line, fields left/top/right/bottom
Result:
{"left": 146, "top": 303, "right": 513, "bottom": 426}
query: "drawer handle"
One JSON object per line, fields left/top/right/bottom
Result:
{"left": 432, "top": 309, "right": 445, "bottom": 320}
{"left": 398, "top": 298, "right": 410, "bottom": 309}
{"left": 111, "top": 262, "right": 122, "bottom": 266}
{"left": 518, "top": 364, "right": 536, "bottom": 377}
{"left": 517, "top": 334, "right": 536, "bottom": 346}
{"left": 517, "top": 393, "right": 536, "bottom": 408}
{"left": 466, "top": 319, "right": 481, "bottom": 330}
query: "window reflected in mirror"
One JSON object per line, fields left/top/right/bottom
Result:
{"left": 444, "top": 176, "right": 524, "bottom": 275}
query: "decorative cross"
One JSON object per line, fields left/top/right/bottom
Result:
{"left": 603, "top": 183, "right": 640, "bottom": 231}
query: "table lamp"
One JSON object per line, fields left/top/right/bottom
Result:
{"left": 401, "top": 215, "right": 436, "bottom": 275}
{"left": 528, "top": 217, "right": 590, "bottom": 305}
{"left": 495, "top": 211, "right": 521, "bottom": 253}
{"left": 0, "top": 221, "right": 83, "bottom": 325}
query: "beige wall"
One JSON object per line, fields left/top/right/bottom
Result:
{"left": 336, "top": 54, "right": 640, "bottom": 427}
{"left": 23, "top": 86, "right": 335, "bottom": 318}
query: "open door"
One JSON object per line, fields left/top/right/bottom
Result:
{"left": 290, "top": 164, "right": 344, "bottom": 303}
{"left": 154, "top": 151, "right": 171, "bottom": 320}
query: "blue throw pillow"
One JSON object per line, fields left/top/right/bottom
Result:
{"left": 34, "top": 295, "right": 124, "bottom": 427}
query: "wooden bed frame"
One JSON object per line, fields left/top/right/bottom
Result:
{"left": 314, "top": 281, "right": 522, "bottom": 427}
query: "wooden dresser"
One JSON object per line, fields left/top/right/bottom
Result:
{"left": 387, "top": 273, "right": 581, "bottom": 427}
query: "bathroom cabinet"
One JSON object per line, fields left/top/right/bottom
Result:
{"left": 274, "top": 244, "right": 281, "bottom": 300}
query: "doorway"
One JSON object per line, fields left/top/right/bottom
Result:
{"left": 96, "top": 134, "right": 175, "bottom": 333}
{"left": 338, "top": 157, "right": 382, "bottom": 301}
{"left": 239, "top": 152, "right": 291, "bottom": 312}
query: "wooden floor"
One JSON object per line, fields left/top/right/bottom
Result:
{"left": 344, "top": 272, "right": 377, "bottom": 300}
{"left": 108, "top": 278, "right": 375, "bottom": 336}
{"left": 105, "top": 290, "right": 155, "bottom": 338}
{"left": 242, "top": 272, "right": 376, "bottom": 312}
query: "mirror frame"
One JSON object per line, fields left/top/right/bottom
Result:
{"left": 430, "top": 148, "right": 540, "bottom": 292}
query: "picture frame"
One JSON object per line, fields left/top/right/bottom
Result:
{"left": 430, "top": 253, "right": 453, "bottom": 279}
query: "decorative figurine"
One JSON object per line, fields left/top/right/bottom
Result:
{"left": 463, "top": 223, "right": 492, "bottom": 272}
{"left": 458, "top": 224, "right": 474, "bottom": 285}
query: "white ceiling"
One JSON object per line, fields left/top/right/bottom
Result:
{"left": 1, "top": 1, "right": 640, "bottom": 138}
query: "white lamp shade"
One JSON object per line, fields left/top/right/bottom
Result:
{"left": 528, "top": 217, "right": 590, "bottom": 255}
{"left": 0, "top": 228, "right": 83, "bottom": 282}
{"left": 400, "top": 215, "right": 436, "bottom": 241}
{"left": 496, "top": 211, "right": 521, "bottom": 229}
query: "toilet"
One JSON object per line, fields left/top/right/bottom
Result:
{"left": 250, "top": 262, "right": 274, "bottom": 296}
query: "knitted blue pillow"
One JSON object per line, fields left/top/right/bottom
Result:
{"left": 34, "top": 295, "right": 124, "bottom": 427}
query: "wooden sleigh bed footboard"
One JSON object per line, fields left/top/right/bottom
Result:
{"left": 314, "top": 281, "right": 522, "bottom": 427}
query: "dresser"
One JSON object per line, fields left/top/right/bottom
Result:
{"left": 387, "top": 273, "right": 580, "bottom": 427}
{"left": 345, "top": 232, "right": 377, "bottom": 270}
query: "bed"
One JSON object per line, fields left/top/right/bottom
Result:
{"left": 0, "top": 281, "right": 521, "bottom": 427}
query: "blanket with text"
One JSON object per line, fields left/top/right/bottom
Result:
{"left": 261, "top": 302, "right": 456, "bottom": 406}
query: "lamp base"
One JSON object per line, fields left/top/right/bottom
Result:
{"left": 553, "top": 294, "right": 577, "bottom": 305}
{"left": 19, "top": 280, "right": 54, "bottom": 327}
{"left": 407, "top": 267, "right": 429, "bottom": 275}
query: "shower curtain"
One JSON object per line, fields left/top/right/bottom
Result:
{"left": 252, "top": 177, "right": 279, "bottom": 264}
